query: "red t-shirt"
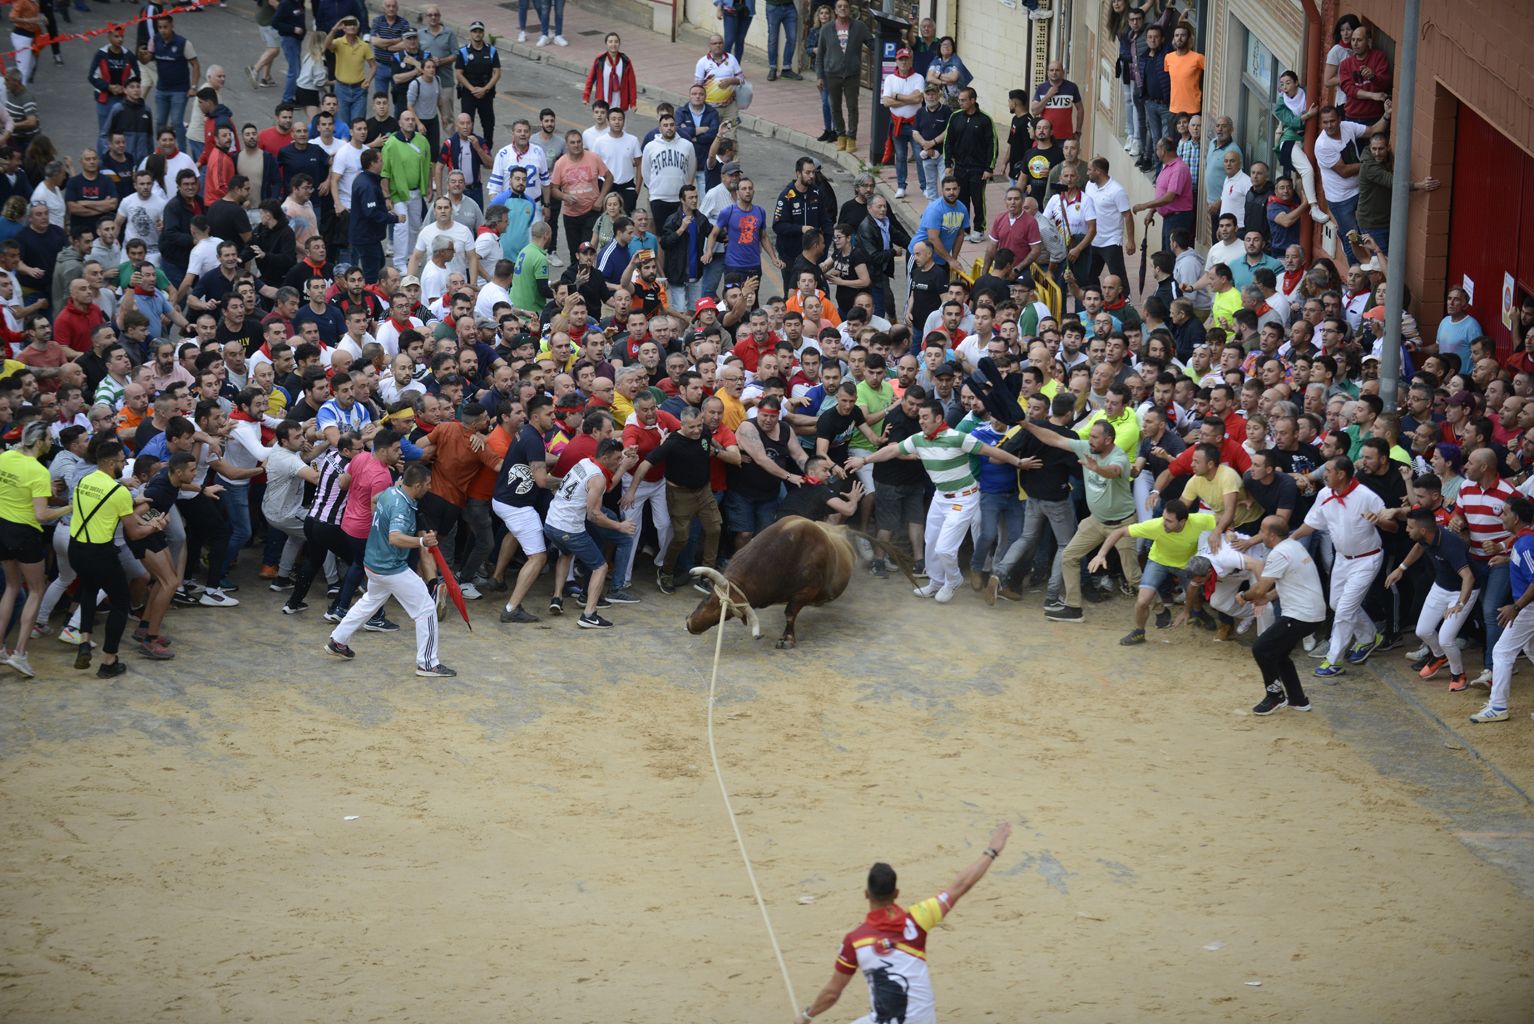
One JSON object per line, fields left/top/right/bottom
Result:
{"left": 1167, "top": 436, "right": 1251, "bottom": 476}
{"left": 341, "top": 451, "right": 393, "bottom": 538}
{"left": 622, "top": 410, "right": 681, "bottom": 482}
{"left": 709, "top": 423, "right": 737, "bottom": 492}
{"left": 987, "top": 210, "right": 1043, "bottom": 259}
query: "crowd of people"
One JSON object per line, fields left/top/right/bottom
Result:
{"left": 0, "top": 0, "right": 1529, "bottom": 731}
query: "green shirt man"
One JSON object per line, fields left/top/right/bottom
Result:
{"left": 379, "top": 115, "right": 433, "bottom": 205}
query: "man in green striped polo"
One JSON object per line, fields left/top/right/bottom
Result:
{"left": 846, "top": 400, "right": 1027, "bottom": 603}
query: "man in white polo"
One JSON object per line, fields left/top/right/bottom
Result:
{"left": 1084, "top": 155, "right": 1133, "bottom": 287}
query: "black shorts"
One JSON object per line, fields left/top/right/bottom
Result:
{"left": 0, "top": 519, "right": 45, "bottom": 564}
{"left": 873, "top": 481, "right": 926, "bottom": 532}
{"left": 417, "top": 491, "right": 463, "bottom": 536}
{"left": 294, "top": 86, "right": 321, "bottom": 108}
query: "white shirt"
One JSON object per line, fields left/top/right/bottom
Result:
{"left": 1314, "top": 121, "right": 1370, "bottom": 203}
{"left": 413, "top": 220, "right": 474, "bottom": 275}
{"left": 1302, "top": 481, "right": 1385, "bottom": 558}
{"left": 589, "top": 130, "right": 641, "bottom": 186}
{"left": 330, "top": 142, "right": 365, "bottom": 209}
{"left": 1263, "top": 537, "right": 1327, "bottom": 622}
{"left": 138, "top": 151, "right": 198, "bottom": 198}
{"left": 378, "top": 374, "right": 426, "bottom": 406}
{"left": 879, "top": 71, "right": 923, "bottom": 118}
{"left": 475, "top": 280, "right": 513, "bottom": 320}
{"left": 1218, "top": 170, "right": 1253, "bottom": 227}
{"left": 419, "top": 260, "right": 454, "bottom": 306}
{"left": 117, "top": 192, "right": 167, "bottom": 257}
{"left": 1203, "top": 238, "right": 1244, "bottom": 274}
{"left": 261, "top": 445, "right": 308, "bottom": 521}
{"left": 29, "top": 181, "right": 65, "bottom": 228}
{"left": 1042, "top": 189, "right": 1097, "bottom": 241}
{"left": 1084, "top": 177, "right": 1130, "bottom": 246}
{"left": 580, "top": 126, "right": 605, "bottom": 151}
{"left": 641, "top": 135, "right": 697, "bottom": 203}
{"left": 372, "top": 318, "right": 423, "bottom": 359}
{"left": 185, "top": 236, "right": 224, "bottom": 281}
{"left": 700, "top": 182, "right": 734, "bottom": 253}
{"left": 472, "top": 229, "right": 501, "bottom": 283}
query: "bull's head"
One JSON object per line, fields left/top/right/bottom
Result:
{"left": 685, "top": 567, "right": 761, "bottom": 637}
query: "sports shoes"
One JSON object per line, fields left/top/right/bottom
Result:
{"left": 1404, "top": 643, "right": 1430, "bottom": 661}
{"left": 984, "top": 576, "right": 1001, "bottom": 606}
{"left": 693, "top": 579, "right": 712, "bottom": 595}
{"left": 258, "top": 564, "right": 279, "bottom": 579}
{"left": 1418, "top": 655, "right": 1449, "bottom": 679}
{"left": 459, "top": 582, "right": 483, "bottom": 601}
{"left": 416, "top": 663, "right": 457, "bottom": 677}
{"left": 215, "top": 579, "right": 240, "bottom": 593}
{"left": 245, "top": 64, "right": 260, "bottom": 86}
{"left": 139, "top": 638, "right": 175, "bottom": 660}
{"left": 1314, "top": 661, "right": 1346, "bottom": 679}
{"left": 29, "top": 624, "right": 49, "bottom": 639}
{"left": 967, "top": 229, "right": 985, "bottom": 243}
{"left": 766, "top": 68, "right": 778, "bottom": 81}
{"left": 607, "top": 587, "right": 641, "bottom": 604}
{"left": 1345, "top": 632, "right": 1382, "bottom": 664}
{"left": 97, "top": 660, "right": 126, "bottom": 679}
{"left": 1377, "top": 633, "right": 1403, "bottom": 652}
{"left": 474, "top": 575, "right": 507, "bottom": 593}
{"left": 934, "top": 584, "right": 957, "bottom": 603}
{"left": 548, "top": 595, "right": 565, "bottom": 615}
{"left": 1304, "top": 633, "right": 1328, "bottom": 656}
{"left": 268, "top": 576, "right": 295, "bottom": 592}
{"left": 1447, "top": 672, "right": 1469, "bottom": 693}
{"left": 781, "top": 70, "right": 803, "bottom": 81}
{"left": 1028, "top": 7, "right": 1055, "bottom": 19}
{"left": 171, "top": 588, "right": 199, "bottom": 608}
{"left": 1042, "top": 599, "right": 1065, "bottom": 614}
{"left": 1045, "top": 605, "right": 1082, "bottom": 622}
{"left": 1469, "top": 668, "right": 1493, "bottom": 688}
{"left": 1155, "top": 607, "right": 1172, "bottom": 629}
{"left": 500, "top": 605, "right": 540, "bottom": 623}
{"left": 592, "top": 593, "right": 613, "bottom": 608}
{"left": 1119, "top": 628, "right": 1146, "bottom": 646}
{"left": 282, "top": 601, "right": 309, "bottom": 615}
{"left": 74, "top": 642, "right": 94, "bottom": 670}
{"left": 999, "top": 585, "right": 1025, "bottom": 602}
{"left": 322, "top": 608, "right": 344, "bottom": 624}
{"left": 535, "top": 34, "right": 549, "bottom": 45}
{"left": 1310, "top": 206, "right": 1332, "bottom": 224}
{"left": 1252, "top": 689, "right": 1288, "bottom": 715}
{"left": 656, "top": 570, "right": 676, "bottom": 595}
{"left": 517, "top": 29, "right": 526, "bottom": 42}
{"left": 554, "top": 35, "right": 569, "bottom": 45}
{"left": 1214, "top": 622, "right": 1235, "bottom": 642}
{"left": 1288, "top": 696, "right": 1313, "bottom": 711}
{"left": 911, "top": 559, "right": 928, "bottom": 580}
{"left": 325, "top": 639, "right": 355, "bottom": 660}
{"left": 577, "top": 612, "right": 613, "bottom": 629}
{"left": 895, "top": 187, "right": 906, "bottom": 198}
{"left": 913, "top": 581, "right": 940, "bottom": 598}
{"left": 364, "top": 614, "right": 399, "bottom": 632}
{"left": 869, "top": 559, "right": 889, "bottom": 578}
{"left": 6, "top": 652, "right": 34, "bottom": 678}
{"left": 428, "top": 578, "right": 447, "bottom": 620}
{"left": 547, "top": 253, "right": 565, "bottom": 267}
{"left": 1470, "top": 705, "right": 1509, "bottom": 723}
{"left": 199, "top": 587, "right": 239, "bottom": 608}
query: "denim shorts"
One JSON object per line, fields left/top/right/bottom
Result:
{"left": 542, "top": 524, "right": 605, "bottom": 573}
{"left": 723, "top": 489, "right": 781, "bottom": 534}
{"left": 1140, "top": 558, "right": 1183, "bottom": 596}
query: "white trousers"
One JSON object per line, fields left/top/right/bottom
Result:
{"left": 1210, "top": 572, "right": 1272, "bottom": 633}
{"left": 391, "top": 190, "right": 424, "bottom": 271}
{"left": 1416, "top": 582, "right": 1479, "bottom": 675}
{"left": 1490, "top": 604, "right": 1534, "bottom": 710}
{"left": 330, "top": 566, "right": 441, "bottom": 669}
{"left": 621, "top": 475, "right": 671, "bottom": 580}
{"left": 1326, "top": 551, "right": 1380, "bottom": 663}
{"left": 924, "top": 487, "right": 979, "bottom": 589}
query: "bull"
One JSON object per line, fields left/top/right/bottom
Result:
{"left": 685, "top": 516, "right": 916, "bottom": 648}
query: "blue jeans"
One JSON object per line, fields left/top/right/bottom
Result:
{"left": 724, "top": 488, "right": 782, "bottom": 535}
{"left": 918, "top": 151, "right": 943, "bottom": 199}
{"left": 889, "top": 121, "right": 912, "bottom": 189}
{"left": 543, "top": 522, "right": 634, "bottom": 591}
{"left": 1363, "top": 224, "right": 1389, "bottom": 257}
{"left": 337, "top": 82, "right": 367, "bottom": 126}
{"left": 699, "top": 254, "right": 726, "bottom": 299}
{"left": 539, "top": 0, "right": 565, "bottom": 35}
{"left": 280, "top": 36, "right": 303, "bottom": 103}
{"left": 994, "top": 495, "right": 1075, "bottom": 601}
{"left": 154, "top": 90, "right": 190, "bottom": 149}
{"left": 1139, "top": 558, "right": 1182, "bottom": 598}
{"left": 972, "top": 489, "right": 1024, "bottom": 574}
{"left": 95, "top": 101, "right": 111, "bottom": 152}
{"left": 1480, "top": 561, "right": 1511, "bottom": 670}
{"left": 819, "top": 82, "right": 833, "bottom": 132}
{"left": 721, "top": 11, "right": 753, "bottom": 62}
{"left": 1329, "top": 193, "right": 1360, "bottom": 264}
{"left": 518, "top": 0, "right": 549, "bottom": 32}
{"left": 764, "top": 3, "right": 797, "bottom": 70}
{"left": 372, "top": 66, "right": 394, "bottom": 98}
{"left": 223, "top": 484, "right": 252, "bottom": 571}
{"left": 1142, "top": 99, "right": 1169, "bottom": 156}
{"left": 350, "top": 241, "right": 384, "bottom": 282}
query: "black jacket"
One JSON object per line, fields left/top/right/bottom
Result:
{"left": 944, "top": 108, "right": 997, "bottom": 171}
{"left": 160, "top": 195, "right": 202, "bottom": 270}
{"left": 771, "top": 181, "right": 833, "bottom": 267}
{"left": 854, "top": 214, "right": 910, "bottom": 281}
{"left": 659, "top": 206, "right": 713, "bottom": 285}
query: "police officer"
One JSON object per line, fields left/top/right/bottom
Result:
{"left": 456, "top": 21, "right": 503, "bottom": 147}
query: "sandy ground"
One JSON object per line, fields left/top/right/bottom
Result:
{"left": 3, "top": 573, "right": 1533, "bottom": 1023}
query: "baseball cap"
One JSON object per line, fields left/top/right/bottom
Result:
{"left": 577, "top": 241, "right": 596, "bottom": 253}
{"left": 400, "top": 274, "right": 421, "bottom": 288}
{"left": 401, "top": 29, "right": 419, "bottom": 38}
{"left": 695, "top": 297, "right": 719, "bottom": 312}
{"left": 1448, "top": 389, "right": 1476, "bottom": 408}
{"left": 895, "top": 47, "right": 912, "bottom": 58}
{"left": 721, "top": 161, "right": 742, "bottom": 175}
{"left": 935, "top": 361, "right": 958, "bottom": 378}
{"left": 1361, "top": 353, "right": 1380, "bottom": 363}
{"left": 469, "top": 19, "right": 486, "bottom": 30}
{"left": 923, "top": 81, "right": 941, "bottom": 93}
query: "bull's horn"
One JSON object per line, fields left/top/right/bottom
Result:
{"left": 691, "top": 566, "right": 729, "bottom": 588}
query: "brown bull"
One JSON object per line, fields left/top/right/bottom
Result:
{"left": 685, "top": 516, "right": 916, "bottom": 648}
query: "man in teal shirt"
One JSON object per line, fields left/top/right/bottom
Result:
{"left": 380, "top": 108, "right": 434, "bottom": 273}
{"left": 326, "top": 462, "right": 456, "bottom": 677}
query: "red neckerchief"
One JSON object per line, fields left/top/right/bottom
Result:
{"left": 594, "top": 459, "right": 615, "bottom": 485}
{"left": 1517, "top": 528, "right": 1534, "bottom": 541}
{"left": 1104, "top": 297, "right": 1128, "bottom": 312}
{"left": 229, "top": 407, "right": 275, "bottom": 445}
{"left": 302, "top": 258, "right": 325, "bottom": 273}
{"left": 476, "top": 225, "right": 497, "bottom": 237}
{"left": 802, "top": 474, "right": 823, "bottom": 486}
{"left": 389, "top": 316, "right": 411, "bottom": 332}
{"left": 1322, "top": 478, "right": 1360, "bottom": 507}
{"left": 133, "top": 285, "right": 158, "bottom": 296}
{"left": 861, "top": 904, "right": 907, "bottom": 935}
{"left": 924, "top": 425, "right": 947, "bottom": 441}
{"left": 1282, "top": 268, "right": 1305, "bottom": 293}
{"left": 415, "top": 416, "right": 435, "bottom": 435}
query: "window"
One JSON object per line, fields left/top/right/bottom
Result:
{"left": 1235, "top": 24, "right": 1279, "bottom": 172}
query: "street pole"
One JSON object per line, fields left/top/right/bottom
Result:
{"left": 1379, "top": 0, "right": 1421, "bottom": 408}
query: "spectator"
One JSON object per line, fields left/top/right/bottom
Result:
{"left": 1163, "top": 22, "right": 1205, "bottom": 121}
{"left": 911, "top": 83, "right": 950, "bottom": 201}
{"left": 1336, "top": 23, "right": 1392, "bottom": 126}
{"left": 695, "top": 32, "right": 746, "bottom": 141}
{"left": 923, "top": 35, "right": 970, "bottom": 107}
{"left": 1135, "top": 23, "right": 1170, "bottom": 170}
{"left": 1029, "top": 60, "right": 1082, "bottom": 141}
{"left": 150, "top": 16, "right": 201, "bottom": 151}
{"left": 1273, "top": 70, "right": 1326, "bottom": 221}
{"left": 944, "top": 87, "right": 997, "bottom": 244}
{"left": 763, "top": 0, "right": 800, "bottom": 81}
{"left": 1313, "top": 104, "right": 1390, "bottom": 266}
{"left": 879, "top": 48, "right": 923, "bottom": 198}
{"left": 583, "top": 33, "right": 639, "bottom": 115}
{"left": 815, "top": 0, "right": 876, "bottom": 153}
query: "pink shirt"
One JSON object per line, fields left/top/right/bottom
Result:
{"left": 341, "top": 451, "right": 393, "bottom": 538}
{"left": 1155, "top": 157, "right": 1194, "bottom": 215}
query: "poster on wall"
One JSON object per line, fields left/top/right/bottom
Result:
{"left": 1504, "top": 272, "right": 1516, "bottom": 329}
{"left": 1463, "top": 274, "right": 1475, "bottom": 306}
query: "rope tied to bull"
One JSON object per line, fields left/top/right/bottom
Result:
{"left": 703, "top": 574, "right": 800, "bottom": 1015}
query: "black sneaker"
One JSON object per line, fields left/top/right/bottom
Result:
{"left": 74, "top": 642, "right": 95, "bottom": 670}
{"left": 475, "top": 576, "right": 507, "bottom": 593}
{"left": 1045, "top": 605, "right": 1083, "bottom": 623}
{"left": 766, "top": 67, "right": 778, "bottom": 81}
{"left": 326, "top": 584, "right": 341, "bottom": 599}
{"left": 171, "top": 588, "right": 199, "bottom": 608}
{"left": 96, "top": 659, "right": 127, "bottom": 679}
{"left": 282, "top": 601, "right": 309, "bottom": 615}
{"left": 268, "top": 576, "right": 295, "bottom": 592}
{"left": 1252, "top": 689, "right": 1288, "bottom": 715}
{"left": 500, "top": 605, "right": 540, "bottom": 623}
{"left": 1083, "top": 586, "right": 1113, "bottom": 604}
{"left": 548, "top": 595, "right": 565, "bottom": 615}
{"left": 1155, "top": 607, "right": 1173, "bottom": 629}
{"left": 869, "top": 559, "right": 889, "bottom": 578}
{"left": 416, "top": 662, "right": 457, "bottom": 677}
{"left": 593, "top": 593, "right": 613, "bottom": 608}
{"left": 364, "top": 615, "right": 400, "bottom": 632}
{"left": 656, "top": 571, "right": 676, "bottom": 595}
{"left": 1377, "top": 633, "right": 1404, "bottom": 652}
{"left": 911, "top": 560, "right": 928, "bottom": 580}
{"left": 1119, "top": 628, "right": 1146, "bottom": 646}
{"left": 322, "top": 607, "right": 344, "bottom": 624}
{"left": 606, "top": 587, "right": 641, "bottom": 604}
{"left": 325, "top": 639, "right": 355, "bottom": 659}
{"left": 781, "top": 69, "right": 803, "bottom": 81}
{"left": 577, "top": 612, "right": 613, "bottom": 629}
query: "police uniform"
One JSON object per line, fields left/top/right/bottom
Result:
{"left": 457, "top": 41, "right": 502, "bottom": 145}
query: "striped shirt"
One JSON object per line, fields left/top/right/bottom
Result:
{"left": 1457, "top": 477, "right": 1515, "bottom": 560}
{"left": 897, "top": 428, "right": 983, "bottom": 493}
{"left": 317, "top": 396, "right": 371, "bottom": 437}
{"left": 307, "top": 448, "right": 349, "bottom": 525}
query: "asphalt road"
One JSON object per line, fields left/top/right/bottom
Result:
{"left": 29, "top": 3, "right": 877, "bottom": 301}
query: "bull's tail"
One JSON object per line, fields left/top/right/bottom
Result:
{"left": 846, "top": 529, "right": 922, "bottom": 587}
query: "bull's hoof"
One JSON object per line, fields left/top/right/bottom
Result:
{"left": 776, "top": 638, "right": 796, "bottom": 649}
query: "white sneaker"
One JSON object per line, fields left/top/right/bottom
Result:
{"left": 1470, "top": 668, "right": 1493, "bottom": 688}
{"left": 58, "top": 625, "right": 85, "bottom": 646}
{"left": 517, "top": 30, "right": 527, "bottom": 42}
{"left": 548, "top": 253, "right": 565, "bottom": 267}
{"left": 1236, "top": 617, "right": 1253, "bottom": 635}
{"left": 1306, "top": 634, "right": 1330, "bottom": 657}
{"left": 6, "top": 651, "right": 33, "bottom": 678}
{"left": 934, "top": 584, "right": 957, "bottom": 604}
{"left": 459, "top": 582, "right": 483, "bottom": 600}
{"left": 199, "top": 587, "right": 241, "bottom": 608}
{"left": 1310, "top": 207, "right": 1331, "bottom": 224}
{"left": 967, "top": 229, "right": 985, "bottom": 243}
{"left": 1470, "top": 705, "right": 1509, "bottom": 723}
{"left": 536, "top": 34, "right": 549, "bottom": 46}
{"left": 894, "top": 187, "right": 905, "bottom": 198}
{"left": 913, "top": 581, "right": 940, "bottom": 598}
{"left": 1405, "top": 644, "right": 1430, "bottom": 661}
{"left": 554, "top": 35, "right": 569, "bottom": 46}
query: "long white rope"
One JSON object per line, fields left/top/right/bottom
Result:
{"left": 704, "top": 578, "right": 801, "bottom": 1016}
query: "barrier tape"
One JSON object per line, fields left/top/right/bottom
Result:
{"left": 0, "top": 0, "right": 218, "bottom": 65}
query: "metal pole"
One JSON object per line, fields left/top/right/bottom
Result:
{"left": 1379, "top": 0, "right": 1421, "bottom": 408}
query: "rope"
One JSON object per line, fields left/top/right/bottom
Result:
{"left": 704, "top": 576, "right": 800, "bottom": 1016}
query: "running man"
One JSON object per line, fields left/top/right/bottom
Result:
{"left": 792, "top": 822, "right": 1012, "bottom": 1024}
{"left": 1384, "top": 507, "right": 1483, "bottom": 692}
{"left": 325, "top": 462, "right": 456, "bottom": 677}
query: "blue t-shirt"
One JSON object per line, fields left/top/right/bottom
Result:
{"left": 715, "top": 203, "right": 767, "bottom": 269}
{"left": 364, "top": 485, "right": 416, "bottom": 575}
{"left": 1436, "top": 314, "right": 1483, "bottom": 364}
{"left": 918, "top": 197, "right": 970, "bottom": 265}
{"left": 968, "top": 422, "right": 1014, "bottom": 493}
{"left": 492, "top": 192, "right": 538, "bottom": 260}
{"left": 1510, "top": 531, "right": 1534, "bottom": 603}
